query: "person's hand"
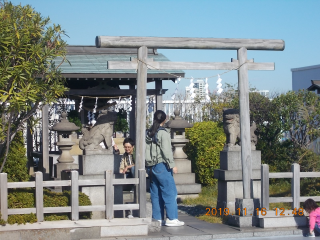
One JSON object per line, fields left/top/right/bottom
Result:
{"left": 172, "top": 167, "right": 178, "bottom": 174}
{"left": 113, "top": 144, "right": 119, "bottom": 151}
{"left": 123, "top": 167, "right": 128, "bottom": 173}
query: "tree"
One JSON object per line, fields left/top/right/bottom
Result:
{"left": 240, "top": 90, "right": 320, "bottom": 171}
{"left": 0, "top": 1, "right": 68, "bottom": 171}
{"left": 274, "top": 90, "right": 320, "bottom": 150}
{"left": 0, "top": 131, "right": 29, "bottom": 182}
{"left": 202, "top": 83, "right": 238, "bottom": 122}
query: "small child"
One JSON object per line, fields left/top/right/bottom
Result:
{"left": 304, "top": 198, "right": 320, "bottom": 237}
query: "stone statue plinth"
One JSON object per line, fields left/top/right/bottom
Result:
{"left": 72, "top": 153, "right": 123, "bottom": 219}
{"left": 83, "top": 149, "right": 113, "bottom": 155}
{"left": 215, "top": 149, "right": 261, "bottom": 213}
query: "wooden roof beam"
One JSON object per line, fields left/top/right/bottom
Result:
{"left": 65, "top": 89, "right": 168, "bottom": 97}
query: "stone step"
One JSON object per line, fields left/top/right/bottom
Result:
{"left": 173, "top": 173, "right": 196, "bottom": 184}
{"left": 176, "top": 183, "right": 201, "bottom": 194}
{"left": 174, "top": 159, "right": 192, "bottom": 173}
{"left": 259, "top": 216, "right": 307, "bottom": 228}
{"left": 0, "top": 219, "right": 149, "bottom": 239}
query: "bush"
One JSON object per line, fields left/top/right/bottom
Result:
{"left": 0, "top": 213, "right": 6, "bottom": 225}
{"left": 0, "top": 131, "right": 29, "bottom": 182}
{"left": 114, "top": 108, "right": 129, "bottom": 133}
{"left": 7, "top": 188, "right": 92, "bottom": 224}
{"left": 185, "top": 121, "right": 226, "bottom": 186}
{"left": 67, "top": 110, "right": 82, "bottom": 133}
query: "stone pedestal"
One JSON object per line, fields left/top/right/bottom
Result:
{"left": 215, "top": 150, "right": 261, "bottom": 212}
{"left": 228, "top": 198, "right": 261, "bottom": 227}
{"left": 171, "top": 138, "right": 201, "bottom": 199}
{"left": 54, "top": 162, "right": 79, "bottom": 180}
{"left": 77, "top": 154, "right": 123, "bottom": 219}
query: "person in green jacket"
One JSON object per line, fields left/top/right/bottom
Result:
{"left": 145, "top": 110, "right": 184, "bottom": 227}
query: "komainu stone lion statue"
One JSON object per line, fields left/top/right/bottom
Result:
{"left": 223, "top": 108, "right": 240, "bottom": 150}
{"left": 79, "top": 110, "right": 117, "bottom": 154}
{"left": 222, "top": 108, "right": 258, "bottom": 150}
{"left": 250, "top": 121, "right": 257, "bottom": 150}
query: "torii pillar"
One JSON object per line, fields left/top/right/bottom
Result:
{"left": 96, "top": 36, "right": 285, "bottom": 221}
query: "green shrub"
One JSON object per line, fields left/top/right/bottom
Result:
{"left": 114, "top": 108, "right": 129, "bottom": 133}
{"left": 0, "top": 131, "right": 29, "bottom": 182}
{"left": 185, "top": 121, "right": 226, "bottom": 186}
{"left": 0, "top": 213, "right": 6, "bottom": 225}
{"left": 67, "top": 110, "right": 82, "bottom": 133}
{"left": 7, "top": 188, "right": 92, "bottom": 224}
{"left": 7, "top": 213, "right": 37, "bottom": 225}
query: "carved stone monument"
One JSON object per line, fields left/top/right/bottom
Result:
{"left": 215, "top": 108, "right": 261, "bottom": 226}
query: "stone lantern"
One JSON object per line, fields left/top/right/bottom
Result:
{"left": 51, "top": 112, "right": 80, "bottom": 180}
{"left": 166, "top": 109, "right": 201, "bottom": 200}
{"left": 166, "top": 109, "right": 193, "bottom": 159}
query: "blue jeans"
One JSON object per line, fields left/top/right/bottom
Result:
{"left": 315, "top": 224, "right": 320, "bottom": 234}
{"left": 125, "top": 166, "right": 135, "bottom": 178}
{"left": 147, "top": 162, "right": 178, "bottom": 221}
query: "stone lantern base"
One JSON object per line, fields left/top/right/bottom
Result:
{"left": 54, "top": 162, "right": 79, "bottom": 180}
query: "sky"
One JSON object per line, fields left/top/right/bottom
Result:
{"left": 9, "top": 0, "right": 320, "bottom": 99}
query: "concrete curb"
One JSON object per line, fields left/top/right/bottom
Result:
{"left": 0, "top": 226, "right": 306, "bottom": 240}
{"left": 102, "top": 228, "right": 304, "bottom": 240}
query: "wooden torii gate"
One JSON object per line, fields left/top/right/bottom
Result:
{"left": 96, "top": 36, "right": 285, "bottom": 216}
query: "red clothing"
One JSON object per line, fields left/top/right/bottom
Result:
{"left": 309, "top": 207, "right": 320, "bottom": 231}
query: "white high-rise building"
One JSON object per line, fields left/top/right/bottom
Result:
{"left": 185, "top": 80, "right": 206, "bottom": 99}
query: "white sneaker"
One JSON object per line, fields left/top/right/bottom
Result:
{"left": 165, "top": 219, "right": 184, "bottom": 227}
{"left": 157, "top": 220, "right": 164, "bottom": 226}
{"left": 308, "top": 232, "right": 315, "bottom": 237}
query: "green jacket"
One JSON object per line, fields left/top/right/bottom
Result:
{"left": 145, "top": 128, "right": 175, "bottom": 168}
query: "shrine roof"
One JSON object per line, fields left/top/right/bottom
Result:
{"left": 307, "top": 80, "right": 320, "bottom": 92}
{"left": 54, "top": 45, "right": 184, "bottom": 81}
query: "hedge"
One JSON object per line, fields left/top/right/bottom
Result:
{"left": 185, "top": 121, "right": 225, "bottom": 186}
{"left": 1, "top": 188, "right": 92, "bottom": 224}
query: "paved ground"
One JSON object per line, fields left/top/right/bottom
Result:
{"left": 233, "top": 237, "right": 310, "bottom": 240}
{"left": 118, "top": 212, "right": 309, "bottom": 240}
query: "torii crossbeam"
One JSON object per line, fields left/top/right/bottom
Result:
{"left": 96, "top": 36, "right": 285, "bottom": 217}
